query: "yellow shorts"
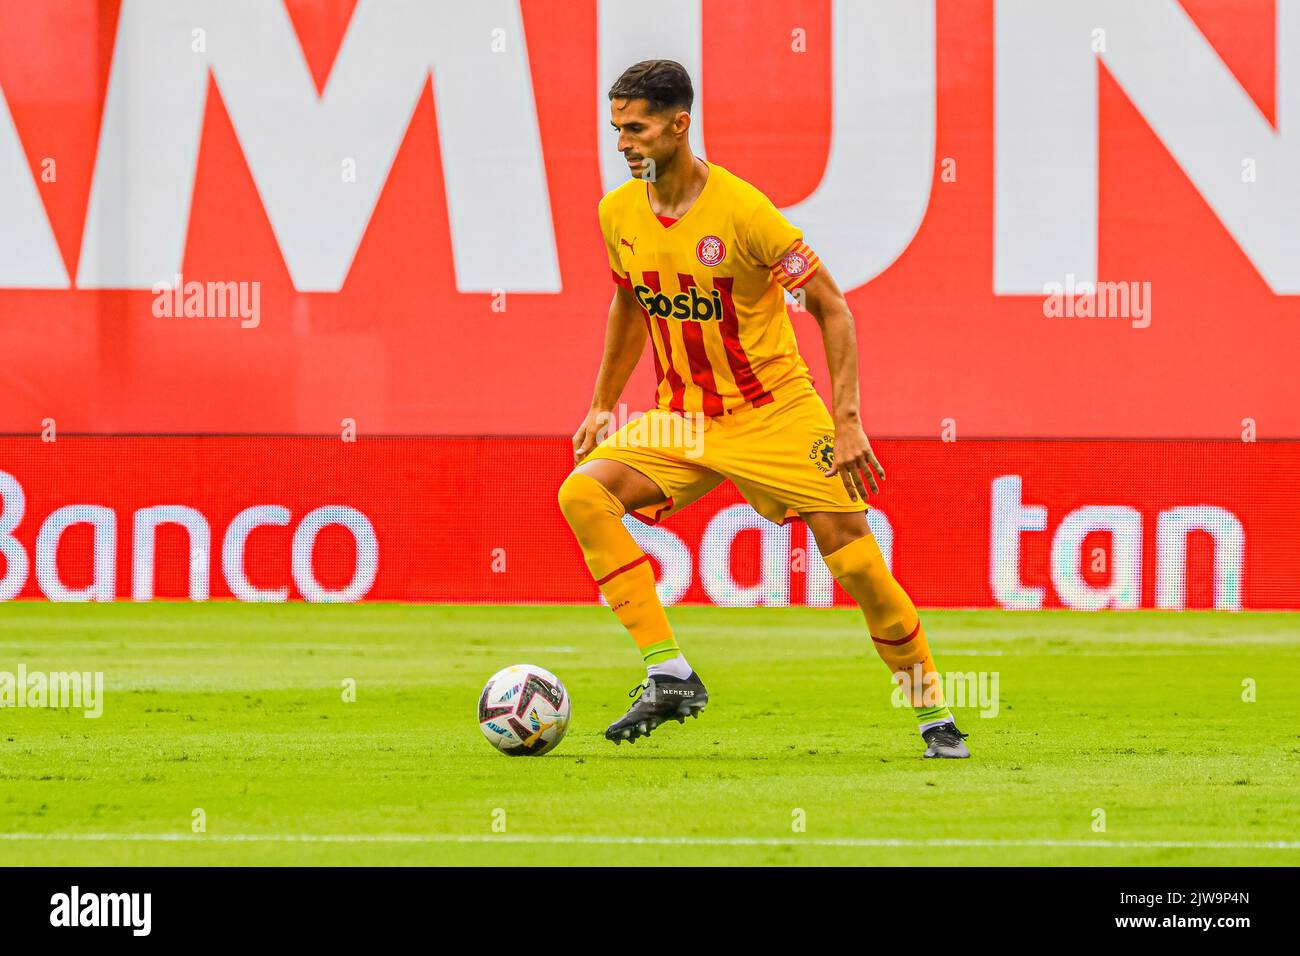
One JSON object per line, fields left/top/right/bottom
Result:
{"left": 581, "top": 378, "right": 868, "bottom": 526}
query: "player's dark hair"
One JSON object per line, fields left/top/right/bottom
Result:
{"left": 608, "top": 59, "right": 694, "bottom": 115}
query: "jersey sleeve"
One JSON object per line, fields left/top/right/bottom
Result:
{"left": 599, "top": 196, "right": 632, "bottom": 290}
{"left": 744, "top": 197, "right": 821, "bottom": 292}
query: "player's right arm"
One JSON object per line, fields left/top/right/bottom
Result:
{"left": 572, "top": 284, "right": 646, "bottom": 464}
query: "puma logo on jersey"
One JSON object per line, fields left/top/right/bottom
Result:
{"left": 620, "top": 237, "right": 637, "bottom": 255}
{"left": 633, "top": 283, "right": 723, "bottom": 322}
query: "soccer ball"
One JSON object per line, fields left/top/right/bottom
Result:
{"left": 477, "top": 664, "right": 571, "bottom": 756}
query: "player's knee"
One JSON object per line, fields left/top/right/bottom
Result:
{"left": 860, "top": 558, "right": 907, "bottom": 605}
{"left": 862, "top": 571, "right": 918, "bottom": 638}
{"left": 557, "top": 471, "right": 621, "bottom": 528}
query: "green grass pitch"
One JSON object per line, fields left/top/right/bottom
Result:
{"left": 1, "top": 603, "right": 1297, "bottom": 867}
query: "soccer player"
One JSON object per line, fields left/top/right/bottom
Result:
{"left": 559, "top": 60, "right": 970, "bottom": 758}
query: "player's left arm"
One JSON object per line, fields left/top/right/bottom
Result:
{"left": 799, "top": 266, "right": 886, "bottom": 501}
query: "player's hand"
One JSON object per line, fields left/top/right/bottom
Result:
{"left": 824, "top": 423, "right": 885, "bottom": 502}
{"left": 572, "top": 408, "right": 612, "bottom": 465}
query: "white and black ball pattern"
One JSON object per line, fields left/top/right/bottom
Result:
{"left": 477, "top": 664, "right": 571, "bottom": 756}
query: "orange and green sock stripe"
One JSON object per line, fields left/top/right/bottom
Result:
{"left": 593, "top": 554, "right": 681, "bottom": 664}
{"left": 821, "top": 533, "right": 954, "bottom": 729}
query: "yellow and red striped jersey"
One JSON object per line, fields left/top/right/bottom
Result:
{"left": 599, "top": 161, "right": 821, "bottom": 415}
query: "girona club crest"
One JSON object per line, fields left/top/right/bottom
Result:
{"left": 781, "top": 249, "right": 809, "bottom": 278}
{"left": 696, "top": 235, "right": 726, "bottom": 266}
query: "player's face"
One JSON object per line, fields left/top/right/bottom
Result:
{"left": 610, "top": 98, "right": 686, "bottom": 177}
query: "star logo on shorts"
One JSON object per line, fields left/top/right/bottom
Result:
{"left": 809, "top": 434, "right": 835, "bottom": 471}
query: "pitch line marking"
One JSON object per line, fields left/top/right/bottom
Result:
{"left": 1, "top": 833, "right": 1298, "bottom": 850}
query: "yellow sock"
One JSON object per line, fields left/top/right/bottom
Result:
{"left": 558, "top": 473, "right": 680, "bottom": 664}
{"left": 821, "top": 534, "right": 952, "bottom": 727}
